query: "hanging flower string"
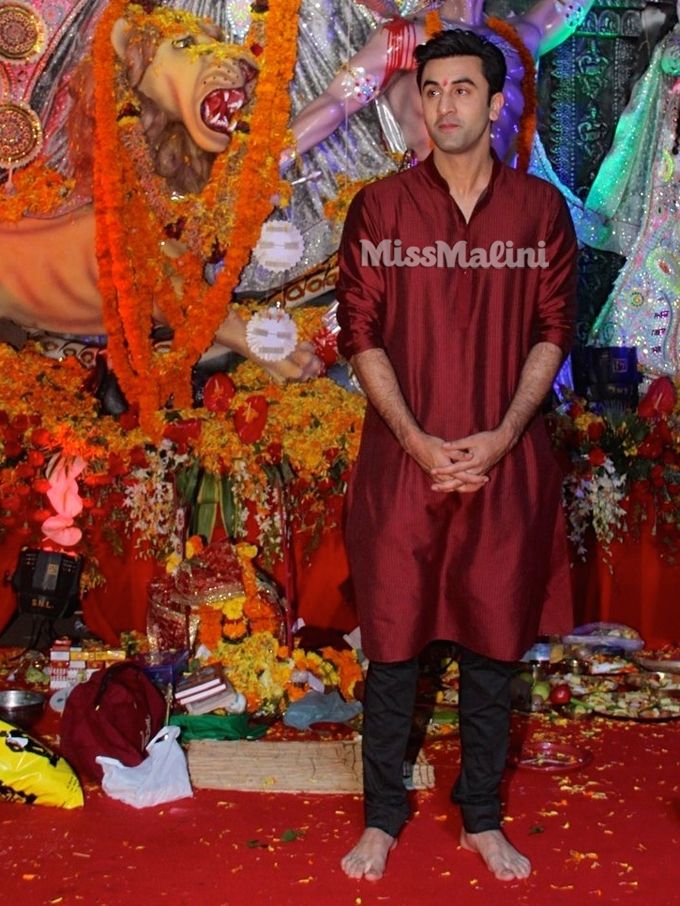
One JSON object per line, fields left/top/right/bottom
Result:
{"left": 425, "top": 11, "right": 537, "bottom": 171}
{"left": 91, "top": 0, "right": 302, "bottom": 435}
{"left": 485, "top": 17, "right": 536, "bottom": 171}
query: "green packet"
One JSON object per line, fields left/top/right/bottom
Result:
{"left": 170, "top": 712, "right": 268, "bottom": 741}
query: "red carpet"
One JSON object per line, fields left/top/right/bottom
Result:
{"left": 1, "top": 712, "right": 679, "bottom": 905}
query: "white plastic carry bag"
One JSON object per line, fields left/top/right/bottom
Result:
{"left": 96, "top": 725, "right": 193, "bottom": 808}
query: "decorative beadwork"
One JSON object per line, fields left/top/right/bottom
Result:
{"left": 0, "top": 2, "right": 46, "bottom": 63}
{"left": 0, "top": 99, "right": 42, "bottom": 168}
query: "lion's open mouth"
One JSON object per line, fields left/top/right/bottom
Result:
{"left": 200, "top": 88, "right": 246, "bottom": 134}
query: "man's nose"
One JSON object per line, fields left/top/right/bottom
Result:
{"left": 437, "top": 89, "right": 457, "bottom": 115}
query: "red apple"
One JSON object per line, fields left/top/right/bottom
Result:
{"left": 549, "top": 683, "right": 572, "bottom": 706}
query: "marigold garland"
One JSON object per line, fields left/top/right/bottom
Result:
{"left": 425, "top": 11, "right": 536, "bottom": 171}
{"left": 91, "top": 0, "right": 302, "bottom": 435}
{"left": 485, "top": 17, "right": 536, "bottom": 171}
{"left": 0, "top": 161, "right": 74, "bottom": 221}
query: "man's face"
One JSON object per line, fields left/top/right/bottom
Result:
{"left": 420, "top": 55, "right": 503, "bottom": 155}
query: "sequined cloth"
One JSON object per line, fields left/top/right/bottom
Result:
{"left": 586, "top": 26, "right": 680, "bottom": 379}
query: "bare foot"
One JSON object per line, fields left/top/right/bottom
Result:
{"left": 460, "top": 828, "right": 531, "bottom": 881}
{"left": 341, "top": 827, "right": 396, "bottom": 881}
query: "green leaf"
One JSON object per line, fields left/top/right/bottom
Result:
{"left": 280, "top": 828, "right": 304, "bottom": 843}
{"left": 192, "top": 501, "right": 217, "bottom": 541}
{"left": 220, "top": 474, "right": 236, "bottom": 538}
{"left": 196, "top": 472, "right": 220, "bottom": 504}
{"left": 175, "top": 461, "right": 202, "bottom": 504}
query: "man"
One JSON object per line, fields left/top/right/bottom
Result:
{"left": 335, "top": 29, "right": 577, "bottom": 882}
{"left": 286, "top": 0, "right": 593, "bottom": 166}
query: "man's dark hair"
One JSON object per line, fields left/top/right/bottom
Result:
{"left": 415, "top": 29, "right": 507, "bottom": 100}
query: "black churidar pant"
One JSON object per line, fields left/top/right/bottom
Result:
{"left": 362, "top": 645, "right": 514, "bottom": 836}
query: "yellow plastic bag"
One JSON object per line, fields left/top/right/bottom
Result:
{"left": 0, "top": 719, "right": 83, "bottom": 808}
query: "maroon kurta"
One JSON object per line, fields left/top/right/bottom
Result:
{"left": 336, "top": 153, "right": 577, "bottom": 663}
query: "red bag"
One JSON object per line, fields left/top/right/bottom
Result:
{"left": 60, "top": 663, "right": 166, "bottom": 782}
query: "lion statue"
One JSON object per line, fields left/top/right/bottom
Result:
{"left": 0, "top": 2, "right": 320, "bottom": 399}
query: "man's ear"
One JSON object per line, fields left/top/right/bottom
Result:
{"left": 489, "top": 91, "right": 505, "bottom": 122}
{"left": 110, "top": 18, "right": 130, "bottom": 61}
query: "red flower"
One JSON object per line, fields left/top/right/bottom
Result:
{"left": 651, "top": 464, "right": 666, "bottom": 487}
{"left": 30, "top": 427, "right": 53, "bottom": 448}
{"left": 88, "top": 506, "right": 108, "bottom": 518}
{"left": 266, "top": 442, "right": 283, "bottom": 461}
{"left": 655, "top": 420, "right": 673, "bottom": 444}
{"left": 15, "top": 463, "right": 35, "bottom": 479}
{"left": 234, "top": 395, "right": 269, "bottom": 444}
{"left": 108, "top": 452, "right": 128, "bottom": 476}
{"left": 32, "top": 478, "right": 51, "bottom": 493}
{"left": 588, "top": 448, "right": 606, "bottom": 467}
{"left": 82, "top": 472, "right": 111, "bottom": 488}
{"left": 312, "top": 327, "right": 338, "bottom": 368}
{"left": 638, "top": 376, "right": 677, "bottom": 418}
{"left": 31, "top": 508, "right": 54, "bottom": 523}
{"left": 2, "top": 440, "right": 23, "bottom": 459}
{"left": 10, "top": 414, "right": 29, "bottom": 432}
{"left": 163, "top": 419, "right": 202, "bottom": 447}
{"left": 129, "top": 446, "right": 148, "bottom": 468}
{"left": 119, "top": 407, "right": 140, "bottom": 431}
{"left": 638, "top": 435, "right": 663, "bottom": 459}
{"left": 587, "top": 421, "right": 605, "bottom": 441}
{"left": 202, "top": 373, "right": 236, "bottom": 413}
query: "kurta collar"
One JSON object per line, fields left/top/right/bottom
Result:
{"left": 420, "top": 149, "right": 503, "bottom": 217}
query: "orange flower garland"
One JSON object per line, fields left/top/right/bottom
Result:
{"left": 91, "top": 0, "right": 302, "bottom": 434}
{"left": 425, "top": 11, "right": 537, "bottom": 171}
{"left": 0, "top": 161, "right": 74, "bottom": 221}
{"left": 485, "top": 17, "right": 536, "bottom": 171}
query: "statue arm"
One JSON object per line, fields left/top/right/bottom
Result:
{"left": 515, "top": 0, "right": 595, "bottom": 57}
{"left": 285, "top": 26, "right": 392, "bottom": 162}
{"left": 212, "top": 309, "right": 321, "bottom": 383}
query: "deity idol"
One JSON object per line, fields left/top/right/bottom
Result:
{"left": 285, "top": 0, "right": 595, "bottom": 168}
{"left": 584, "top": 5, "right": 680, "bottom": 381}
{"left": 0, "top": 1, "right": 321, "bottom": 429}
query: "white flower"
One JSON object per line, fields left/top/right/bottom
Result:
{"left": 563, "top": 456, "right": 627, "bottom": 561}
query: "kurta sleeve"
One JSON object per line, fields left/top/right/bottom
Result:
{"left": 336, "top": 188, "right": 387, "bottom": 360}
{"left": 532, "top": 192, "right": 578, "bottom": 356}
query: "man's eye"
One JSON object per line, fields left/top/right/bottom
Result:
{"left": 172, "top": 35, "right": 196, "bottom": 49}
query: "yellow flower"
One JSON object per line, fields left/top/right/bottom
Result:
{"left": 221, "top": 595, "right": 246, "bottom": 620}
{"left": 165, "top": 552, "right": 182, "bottom": 575}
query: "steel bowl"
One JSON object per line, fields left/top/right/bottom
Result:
{"left": 0, "top": 690, "right": 46, "bottom": 729}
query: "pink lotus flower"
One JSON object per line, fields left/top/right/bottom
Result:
{"left": 41, "top": 455, "right": 87, "bottom": 547}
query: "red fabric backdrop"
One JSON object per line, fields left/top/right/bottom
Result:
{"left": 1, "top": 509, "right": 678, "bottom": 645}
{"left": 571, "top": 522, "right": 680, "bottom": 646}
{"left": 0, "top": 497, "right": 357, "bottom": 644}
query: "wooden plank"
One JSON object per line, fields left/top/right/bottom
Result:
{"left": 187, "top": 739, "right": 434, "bottom": 793}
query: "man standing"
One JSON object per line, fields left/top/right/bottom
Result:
{"left": 336, "top": 30, "right": 577, "bottom": 882}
